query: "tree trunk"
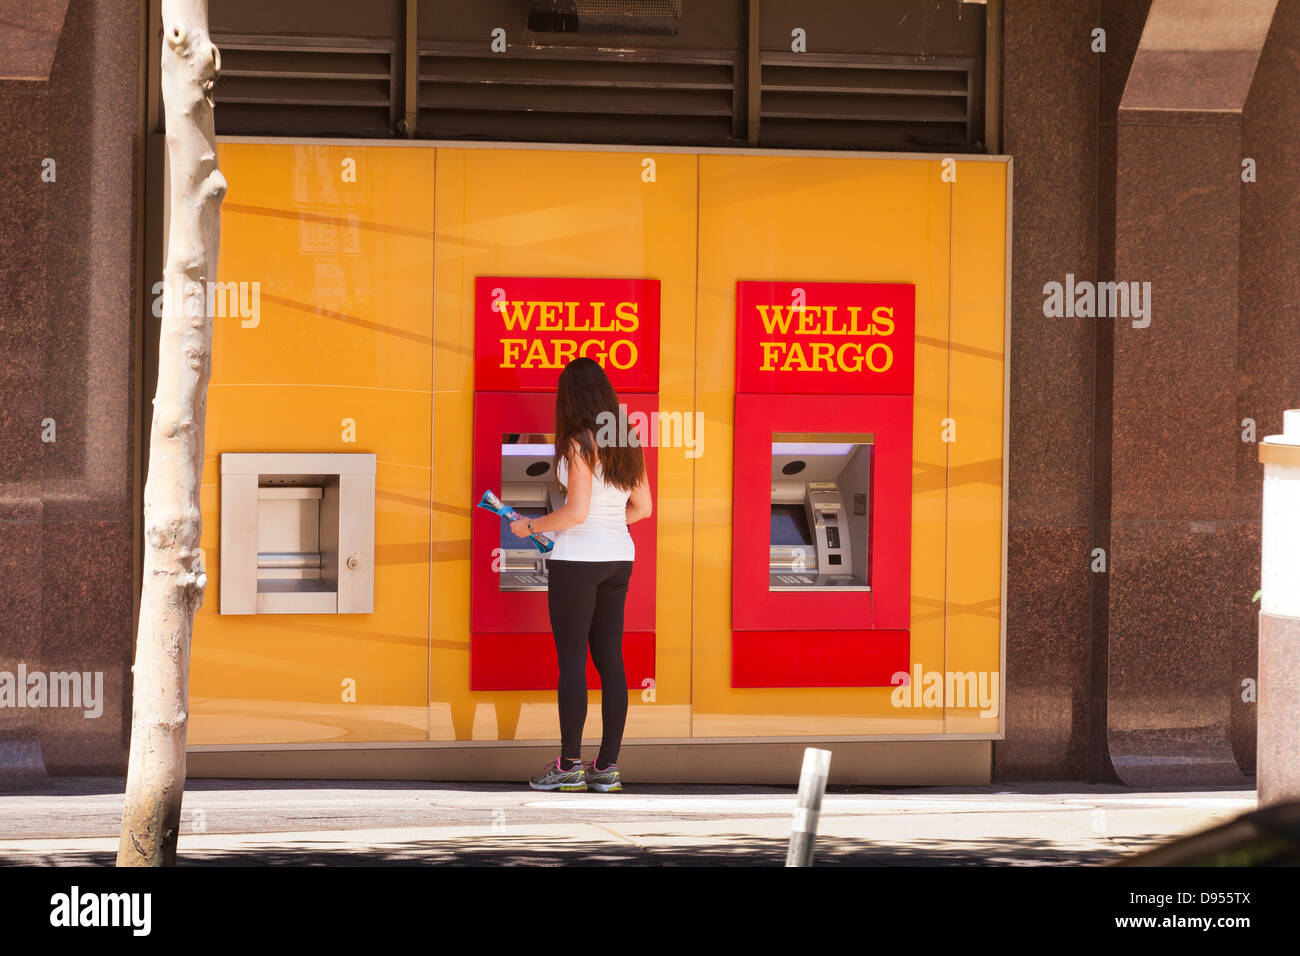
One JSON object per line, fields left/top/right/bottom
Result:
{"left": 118, "top": 0, "right": 224, "bottom": 868}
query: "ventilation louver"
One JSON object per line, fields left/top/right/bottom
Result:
{"left": 418, "top": 42, "right": 736, "bottom": 145}
{"left": 759, "top": 54, "right": 978, "bottom": 151}
{"left": 210, "top": 35, "right": 398, "bottom": 137}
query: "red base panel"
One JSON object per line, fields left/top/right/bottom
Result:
{"left": 731, "top": 629, "right": 909, "bottom": 688}
{"left": 471, "top": 631, "right": 656, "bottom": 691}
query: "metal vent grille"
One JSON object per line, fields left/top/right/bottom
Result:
{"left": 194, "top": 3, "right": 988, "bottom": 152}
{"left": 528, "top": 0, "right": 684, "bottom": 35}
{"left": 210, "top": 35, "right": 399, "bottom": 137}
{"left": 418, "top": 43, "right": 736, "bottom": 145}
{"left": 576, "top": 1, "right": 682, "bottom": 13}
{"left": 759, "top": 54, "right": 979, "bottom": 152}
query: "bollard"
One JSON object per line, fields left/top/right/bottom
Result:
{"left": 1258, "top": 409, "right": 1300, "bottom": 806}
{"left": 786, "top": 747, "right": 832, "bottom": 867}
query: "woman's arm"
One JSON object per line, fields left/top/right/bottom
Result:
{"left": 510, "top": 441, "right": 591, "bottom": 537}
{"left": 625, "top": 475, "right": 652, "bottom": 525}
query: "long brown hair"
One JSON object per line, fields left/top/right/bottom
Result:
{"left": 553, "top": 357, "right": 646, "bottom": 492}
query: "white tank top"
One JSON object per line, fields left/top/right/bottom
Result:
{"left": 550, "top": 453, "right": 635, "bottom": 562}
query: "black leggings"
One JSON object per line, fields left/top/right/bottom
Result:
{"left": 546, "top": 559, "right": 634, "bottom": 768}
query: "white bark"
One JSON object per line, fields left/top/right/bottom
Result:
{"left": 118, "top": 0, "right": 224, "bottom": 867}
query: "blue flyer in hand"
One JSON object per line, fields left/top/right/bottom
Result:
{"left": 477, "top": 489, "right": 555, "bottom": 554}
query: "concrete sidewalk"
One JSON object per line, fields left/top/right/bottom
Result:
{"left": 0, "top": 778, "right": 1257, "bottom": 866}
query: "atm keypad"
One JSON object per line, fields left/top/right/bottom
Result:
{"left": 498, "top": 570, "right": 549, "bottom": 591}
{"left": 773, "top": 573, "right": 816, "bottom": 585}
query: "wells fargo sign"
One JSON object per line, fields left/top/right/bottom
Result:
{"left": 735, "top": 281, "right": 915, "bottom": 395}
{"left": 475, "top": 276, "right": 660, "bottom": 392}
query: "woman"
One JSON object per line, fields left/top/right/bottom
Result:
{"left": 510, "top": 357, "right": 652, "bottom": 793}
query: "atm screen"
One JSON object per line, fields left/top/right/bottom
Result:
{"left": 770, "top": 504, "right": 813, "bottom": 546}
{"left": 500, "top": 506, "right": 548, "bottom": 550}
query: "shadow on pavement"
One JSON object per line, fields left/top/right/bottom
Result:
{"left": 0, "top": 832, "right": 1173, "bottom": 867}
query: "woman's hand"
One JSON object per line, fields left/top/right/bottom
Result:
{"left": 509, "top": 518, "right": 533, "bottom": 538}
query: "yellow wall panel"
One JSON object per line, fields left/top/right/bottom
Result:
{"left": 945, "top": 160, "right": 1010, "bottom": 734}
{"left": 191, "top": 144, "right": 434, "bottom": 744}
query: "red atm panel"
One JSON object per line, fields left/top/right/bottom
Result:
{"left": 470, "top": 391, "right": 659, "bottom": 635}
{"left": 470, "top": 275, "right": 659, "bottom": 692}
{"left": 730, "top": 280, "right": 914, "bottom": 688}
{"left": 731, "top": 393, "right": 912, "bottom": 632}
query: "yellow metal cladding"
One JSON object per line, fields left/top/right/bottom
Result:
{"left": 191, "top": 141, "right": 1008, "bottom": 747}
{"left": 945, "top": 160, "right": 1009, "bottom": 734}
{"left": 192, "top": 143, "right": 434, "bottom": 744}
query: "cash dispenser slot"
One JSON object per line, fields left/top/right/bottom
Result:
{"left": 769, "top": 435, "right": 873, "bottom": 592}
{"left": 255, "top": 485, "right": 327, "bottom": 586}
{"left": 220, "top": 453, "right": 376, "bottom": 615}
{"left": 498, "top": 435, "right": 564, "bottom": 592}
{"left": 258, "top": 551, "right": 323, "bottom": 570}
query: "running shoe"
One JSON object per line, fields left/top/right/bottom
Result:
{"left": 586, "top": 762, "right": 623, "bottom": 793}
{"left": 528, "top": 758, "right": 586, "bottom": 791}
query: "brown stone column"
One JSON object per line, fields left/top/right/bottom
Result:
{"left": 998, "top": 0, "right": 1151, "bottom": 781}
{"left": 0, "top": 0, "right": 143, "bottom": 777}
{"left": 1108, "top": 0, "right": 1277, "bottom": 787}
{"left": 0, "top": 0, "right": 65, "bottom": 787}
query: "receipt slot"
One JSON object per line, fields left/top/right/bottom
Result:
{"left": 220, "top": 452, "right": 376, "bottom": 615}
{"left": 731, "top": 280, "right": 914, "bottom": 687}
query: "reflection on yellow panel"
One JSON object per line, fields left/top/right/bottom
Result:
{"left": 215, "top": 144, "right": 434, "bottom": 391}
{"left": 191, "top": 144, "right": 434, "bottom": 745}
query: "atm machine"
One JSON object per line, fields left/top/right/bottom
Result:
{"left": 731, "top": 398, "right": 911, "bottom": 689}
{"left": 768, "top": 435, "right": 873, "bottom": 591}
{"left": 469, "top": 275, "right": 660, "bottom": 690}
{"left": 730, "top": 279, "right": 914, "bottom": 687}
{"left": 496, "top": 434, "right": 564, "bottom": 591}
